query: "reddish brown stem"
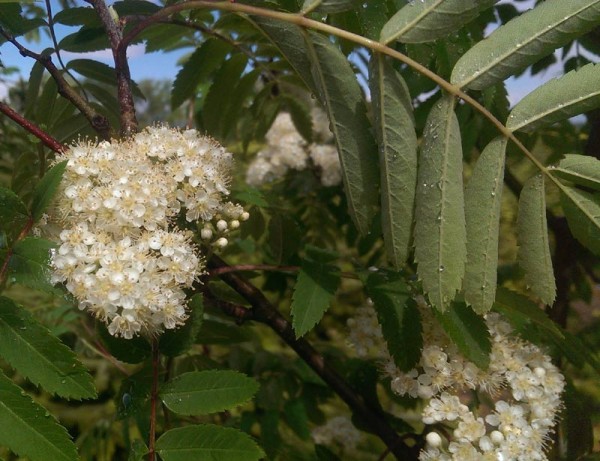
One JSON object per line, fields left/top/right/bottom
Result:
{"left": 0, "top": 102, "right": 65, "bottom": 153}
{"left": 148, "top": 338, "right": 160, "bottom": 461}
{"left": 208, "top": 264, "right": 359, "bottom": 279}
{"left": 90, "top": 0, "right": 138, "bottom": 136}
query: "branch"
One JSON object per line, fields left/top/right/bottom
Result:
{"left": 0, "top": 102, "right": 65, "bottom": 153}
{"left": 89, "top": 0, "right": 138, "bottom": 136}
{"left": 0, "top": 27, "right": 111, "bottom": 140}
{"left": 206, "top": 255, "right": 418, "bottom": 460}
{"left": 119, "top": 1, "right": 565, "bottom": 191}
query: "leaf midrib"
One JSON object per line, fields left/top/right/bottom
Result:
{"left": 458, "top": 0, "right": 600, "bottom": 88}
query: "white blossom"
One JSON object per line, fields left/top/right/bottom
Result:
{"left": 47, "top": 126, "right": 247, "bottom": 338}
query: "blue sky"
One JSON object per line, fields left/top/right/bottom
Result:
{"left": 0, "top": 0, "right": 589, "bottom": 107}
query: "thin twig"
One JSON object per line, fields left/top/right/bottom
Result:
{"left": 90, "top": 0, "right": 138, "bottom": 136}
{"left": 207, "top": 263, "right": 359, "bottom": 279}
{"left": 0, "top": 27, "right": 111, "bottom": 139}
{"left": 0, "top": 101, "right": 65, "bottom": 153}
{"left": 148, "top": 338, "right": 160, "bottom": 461}
{"left": 206, "top": 255, "right": 418, "bottom": 460}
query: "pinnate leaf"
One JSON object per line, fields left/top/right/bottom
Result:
{"left": 31, "top": 161, "right": 66, "bottom": 221}
{"left": 4, "top": 237, "right": 58, "bottom": 293}
{"left": 559, "top": 185, "right": 600, "bottom": 256}
{"left": 380, "top": 0, "right": 495, "bottom": 44}
{"left": 161, "top": 370, "right": 259, "bottom": 416}
{"left": 517, "top": 175, "right": 556, "bottom": 305}
{"left": 551, "top": 154, "right": 600, "bottom": 191}
{"left": 303, "top": 30, "right": 380, "bottom": 235}
{"left": 0, "top": 370, "right": 78, "bottom": 461}
{"left": 0, "top": 296, "right": 96, "bottom": 399}
{"left": 507, "top": 63, "right": 600, "bottom": 132}
{"left": 414, "top": 96, "right": 466, "bottom": 311}
{"left": 451, "top": 0, "right": 600, "bottom": 90}
{"left": 365, "top": 271, "right": 421, "bottom": 371}
{"left": 433, "top": 301, "right": 491, "bottom": 369}
{"left": 171, "top": 39, "right": 232, "bottom": 109}
{"left": 156, "top": 424, "right": 264, "bottom": 461}
{"left": 464, "top": 137, "right": 506, "bottom": 313}
{"left": 291, "top": 254, "right": 340, "bottom": 338}
{"left": 0, "top": 187, "right": 29, "bottom": 242}
{"left": 369, "top": 53, "right": 417, "bottom": 268}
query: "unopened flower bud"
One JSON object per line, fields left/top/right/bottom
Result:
{"left": 425, "top": 432, "right": 442, "bottom": 448}
{"left": 216, "top": 219, "right": 228, "bottom": 231}
{"left": 230, "top": 219, "right": 240, "bottom": 229}
{"left": 241, "top": 211, "right": 250, "bottom": 221}
{"left": 200, "top": 228, "right": 212, "bottom": 240}
{"left": 215, "top": 237, "right": 228, "bottom": 248}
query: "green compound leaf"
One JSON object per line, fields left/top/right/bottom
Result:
{"left": 97, "top": 322, "right": 151, "bottom": 364}
{"left": 5, "top": 237, "right": 58, "bottom": 293}
{"left": 0, "top": 187, "right": 29, "bottom": 242}
{"left": 171, "top": 39, "right": 232, "bottom": 109}
{"left": 365, "top": 271, "right": 422, "bottom": 371}
{"left": 369, "top": 53, "right": 417, "bottom": 268}
{"left": 464, "top": 137, "right": 506, "bottom": 313}
{"left": 414, "top": 96, "right": 466, "bottom": 311}
{"left": 67, "top": 59, "right": 143, "bottom": 98}
{"left": 161, "top": 370, "right": 259, "bottom": 416}
{"left": 303, "top": 30, "right": 380, "bottom": 235}
{"left": 433, "top": 301, "right": 491, "bottom": 370}
{"left": 551, "top": 154, "right": 600, "bottom": 191}
{"left": 291, "top": 257, "right": 340, "bottom": 338}
{"left": 0, "top": 296, "right": 96, "bottom": 400}
{"left": 31, "top": 161, "right": 66, "bottom": 222}
{"left": 0, "top": 370, "right": 78, "bottom": 461}
{"left": 451, "top": 0, "right": 600, "bottom": 90}
{"left": 380, "top": 0, "right": 495, "bottom": 44}
{"left": 517, "top": 175, "right": 556, "bottom": 305}
{"left": 156, "top": 424, "right": 265, "bottom": 461}
{"left": 560, "top": 185, "right": 600, "bottom": 256}
{"left": 507, "top": 63, "right": 600, "bottom": 132}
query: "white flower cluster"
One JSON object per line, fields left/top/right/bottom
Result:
{"left": 49, "top": 126, "right": 247, "bottom": 338}
{"left": 246, "top": 109, "right": 342, "bottom": 187}
{"left": 347, "top": 298, "right": 565, "bottom": 461}
{"left": 311, "top": 416, "right": 362, "bottom": 452}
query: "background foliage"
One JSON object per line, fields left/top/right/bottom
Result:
{"left": 0, "top": 0, "right": 600, "bottom": 459}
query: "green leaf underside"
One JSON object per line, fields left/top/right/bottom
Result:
{"left": 433, "top": 301, "right": 491, "bottom": 369}
{"left": 303, "top": 30, "right": 380, "bottom": 235}
{"left": 464, "top": 137, "right": 506, "bottom": 313}
{"left": 31, "top": 161, "right": 67, "bottom": 222}
{"left": 0, "top": 297, "right": 96, "bottom": 399}
{"left": 250, "top": 18, "right": 317, "bottom": 94}
{"left": 291, "top": 258, "right": 340, "bottom": 337}
{"left": 365, "top": 272, "right": 422, "bottom": 371}
{"left": 7, "top": 237, "right": 58, "bottom": 293}
{"left": 552, "top": 154, "right": 600, "bottom": 191}
{"left": 0, "top": 370, "right": 78, "bottom": 461}
{"left": 160, "top": 370, "right": 259, "bottom": 416}
{"left": 451, "top": 0, "right": 600, "bottom": 90}
{"left": 507, "top": 63, "right": 600, "bottom": 132}
{"left": 517, "top": 175, "right": 556, "bottom": 305}
{"left": 171, "top": 39, "right": 232, "bottom": 109}
{"left": 560, "top": 185, "right": 600, "bottom": 256}
{"left": 0, "top": 187, "right": 29, "bottom": 240}
{"left": 369, "top": 53, "right": 417, "bottom": 268}
{"left": 380, "top": 0, "right": 495, "bottom": 44}
{"left": 302, "top": 0, "right": 357, "bottom": 13}
{"left": 414, "top": 96, "right": 466, "bottom": 311}
{"left": 156, "top": 424, "right": 264, "bottom": 461}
